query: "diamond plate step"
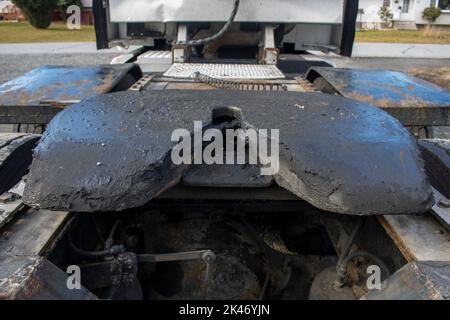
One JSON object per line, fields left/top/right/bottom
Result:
{"left": 164, "top": 63, "right": 285, "bottom": 80}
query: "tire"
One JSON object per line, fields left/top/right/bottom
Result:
{"left": 313, "top": 77, "right": 338, "bottom": 94}
{"left": 112, "top": 73, "right": 137, "bottom": 92}
{"left": 418, "top": 139, "right": 450, "bottom": 198}
{"left": 0, "top": 133, "right": 41, "bottom": 194}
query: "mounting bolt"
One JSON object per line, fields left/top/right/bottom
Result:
{"left": 0, "top": 192, "right": 20, "bottom": 204}
{"left": 437, "top": 198, "right": 450, "bottom": 209}
{"left": 202, "top": 250, "right": 216, "bottom": 264}
{"left": 126, "top": 260, "right": 133, "bottom": 269}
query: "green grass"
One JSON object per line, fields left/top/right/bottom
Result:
{"left": 355, "top": 29, "right": 450, "bottom": 44}
{"left": 0, "top": 21, "right": 95, "bottom": 43}
{"left": 2, "top": 21, "right": 450, "bottom": 45}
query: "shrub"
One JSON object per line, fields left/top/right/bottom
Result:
{"left": 57, "top": 0, "right": 82, "bottom": 20}
{"left": 378, "top": 6, "right": 393, "bottom": 28}
{"left": 422, "top": 6, "right": 442, "bottom": 23}
{"left": 12, "top": 0, "right": 58, "bottom": 29}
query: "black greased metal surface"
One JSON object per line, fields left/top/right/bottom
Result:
{"left": 24, "top": 90, "right": 433, "bottom": 215}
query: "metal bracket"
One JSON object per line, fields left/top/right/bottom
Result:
{"left": 138, "top": 249, "right": 216, "bottom": 298}
{"left": 128, "top": 74, "right": 154, "bottom": 92}
{"left": 173, "top": 24, "right": 188, "bottom": 63}
{"left": 137, "top": 249, "right": 215, "bottom": 263}
{"left": 0, "top": 180, "right": 25, "bottom": 230}
{"left": 431, "top": 187, "right": 450, "bottom": 231}
{"left": 262, "top": 24, "right": 278, "bottom": 65}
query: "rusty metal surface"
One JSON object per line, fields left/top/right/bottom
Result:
{"left": 0, "top": 181, "right": 25, "bottom": 231}
{"left": 431, "top": 187, "right": 450, "bottom": 232}
{"left": 0, "top": 64, "right": 137, "bottom": 106}
{"left": 24, "top": 90, "right": 432, "bottom": 215}
{"left": 363, "top": 261, "right": 450, "bottom": 300}
{"left": 0, "top": 206, "right": 76, "bottom": 300}
{"left": 0, "top": 255, "right": 42, "bottom": 299}
{"left": 0, "top": 105, "right": 62, "bottom": 124}
{"left": 0, "top": 208, "right": 69, "bottom": 256}
{"left": 0, "top": 256, "right": 96, "bottom": 300}
{"left": 378, "top": 213, "right": 450, "bottom": 263}
{"left": 0, "top": 206, "right": 75, "bottom": 299}
{"left": 307, "top": 67, "right": 450, "bottom": 109}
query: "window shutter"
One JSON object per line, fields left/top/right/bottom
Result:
{"left": 430, "top": 0, "right": 437, "bottom": 7}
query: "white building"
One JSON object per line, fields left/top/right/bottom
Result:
{"left": 0, "top": 0, "right": 24, "bottom": 21}
{"left": 81, "top": 0, "right": 92, "bottom": 8}
{"left": 358, "top": 0, "right": 450, "bottom": 29}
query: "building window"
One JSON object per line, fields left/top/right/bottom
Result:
{"left": 438, "top": 0, "right": 450, "bottom": 11}
{"left": 402, "top": 0, "right": 410, "bottom": 12}
{"left": 383, "top": 0, "right": 391, "bottom": 7}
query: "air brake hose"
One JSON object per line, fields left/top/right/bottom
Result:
{"left": 69, "top": 232, "right": 125, "bottom": 258}
{"left": 176, "top": 0, "right": 240, "bottom": 46}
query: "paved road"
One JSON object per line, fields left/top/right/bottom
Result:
{"left": 1, "top": 41, "right": 449, "bottom": 57}
{"left": 329, "top": 57, "right": 450, "bottom": 71}
{"left": 353, "top": 42, "right": 450, "bottom": 59}
{"left": 1, "top": 42, "right": 450, "bottom": 85}
{"left": 0, "top": 42, "right": 142, "bottom": 84}
{"left": 1, "top": 54, "right": 449, "bottom": 86}
{"left": 0, "top": 42, "right": 140, "bottom": 54}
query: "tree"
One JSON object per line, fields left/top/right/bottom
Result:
{"left": 422, "top": 6, "right": 442, "bottom": 24}
{"left": 378, "top": 6, "right": 393, "bottom": 28}
{"left": 57, "top": 0, "right": 82, "bottom": 20}
{"left": 357, "top": 9, "right": 365, "bottom": 30}
{"left": 12, "top": 0, "right": 58, "bottom": 29}
{"left": 358, "top": 8, "right": 365, "bottom": 21}
{"left": 422, "top": 6, "right": 442, "bottom": 36}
